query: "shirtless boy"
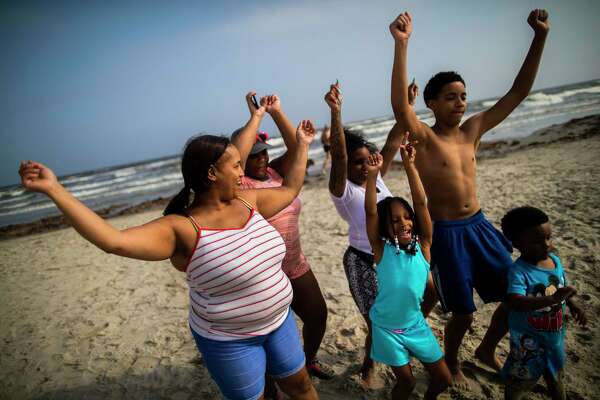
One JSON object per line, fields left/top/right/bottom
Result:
{"left": 389, "top": 9, "right": 550, "bottom": 387}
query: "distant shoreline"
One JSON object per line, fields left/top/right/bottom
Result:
{"left": 2, "top": 114, "right": 598, "bottom": 241}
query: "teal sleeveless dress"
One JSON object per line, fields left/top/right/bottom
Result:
{"left": 369, "top": 241, "right": 443, "bottom": 366}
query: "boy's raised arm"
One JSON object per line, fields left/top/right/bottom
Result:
{"left": 325, "top": 82, "right": 348, "bottom": 197}
{"left": 380, "top": 81, "right": 419, "bottom": 177}
{"left": 390, "top": 12, "right": 427, "bottom": 142}
{"left": 464, "top": 9, "right": 550, "bottom": 143}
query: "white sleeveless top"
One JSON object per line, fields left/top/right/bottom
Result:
{"left": 330, "top": 174, "right": 393, "bottom": 254}
{"left": 185, "top": 198, "right": 292, "bottom": 341}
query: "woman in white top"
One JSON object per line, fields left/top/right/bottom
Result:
{"left": 324, "top": 80, "right": 434, "bottom": 385}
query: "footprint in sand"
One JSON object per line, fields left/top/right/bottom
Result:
{"left": 340, "top": 327, "right": 355, "bottom": 337}
{"left": 576, "top": 332, "right": 592, "bottom": 342}
{"left": 580, "top": 293, "right": 592, "bottom": 301}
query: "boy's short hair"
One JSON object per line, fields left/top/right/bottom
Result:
{"left": 423, "top": 71, "right": 466, "bottom": 105}
{"left": 501, "top": 206, "right": 549, "bottom": 242}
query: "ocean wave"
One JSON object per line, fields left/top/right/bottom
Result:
{"left": 60, "top": 174, "right": 96, "bottom": 185}
{"left": 0, "top": 176, "right": 184, "bottom": 218}
{"left": 113, "top": 167, "right": 138, "bottom": 178}
{"left": 0, "top": 201, "right": 57, "bottom": 217}
{"left": 70, "top": 172, "right": 182, "bottom": 199}
{"left": 523, "top": 92, "right": 565, "bottom": 107}
{"left": 480, "top": 83, "right": 600, "bottom": 109}
{"left": 3, "top": 80, "right": 599, "bottom": 227}
{"left": 0, "top": 186, "right": 26, "bottom": 199}
{"left": 139, "top": 157, "right": 180, "bottom": 170}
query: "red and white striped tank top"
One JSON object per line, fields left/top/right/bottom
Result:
{"left": 185, "top": 197, "right": 292, "bottom": 341}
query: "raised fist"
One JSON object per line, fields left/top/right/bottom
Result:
{"left": 19, "top": 161, "right": 59, "bottom": 195}
{"left": 324, "top": 81, "right": 343, "bottom": 113}
{"left": 390, "top": 12, "right": 412, "bottom": 41}
{"left": 527, "top": 9, "right": 550, "bottom": 35}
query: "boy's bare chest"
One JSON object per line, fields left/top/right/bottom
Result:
{"left": 419, "top": 138, "right": 477, "bottom": 173}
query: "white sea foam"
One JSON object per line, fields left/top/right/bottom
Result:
{"left": 113, "top": 167, "right": 137, "bottom": 178}
{"left": 523, "top": 92, "right": 565, "bottom": 107}
{"left": 479, "top": 83, "right": 600, "bottom": 109}
{"left": 0, "top": 201, "right": 57, "bottom": 217}
{"left": 69, "top": 173, "right": 182, "bottom": 199}
{"left": 60, "top": 174, "right": 96, "bottom": 185}
{"left": 140, "top": 158, "right": 180, "bottom": 170}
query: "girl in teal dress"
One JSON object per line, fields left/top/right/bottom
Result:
{"left": 364, "top": 132, "right": 451, "bottom": 399}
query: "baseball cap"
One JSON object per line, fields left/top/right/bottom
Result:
{"left": 231, "top": 128, "right": 273, "bottom": 155}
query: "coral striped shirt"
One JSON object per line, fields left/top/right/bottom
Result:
{"left": 241, "top": 168, "right": 310, "bottom": 279}
{"left": 186, "top": 199, "right": 292, "bottom": 341}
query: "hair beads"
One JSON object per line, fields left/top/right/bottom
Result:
{"left": 393, "top": 235, "right": 401, "bottom": 254}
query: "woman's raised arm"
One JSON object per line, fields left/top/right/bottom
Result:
{"left": 19, "top": 161, "right": 178, "bottom": 261}
{"left": 324, "top": 81, "right": 348, "bottom": 197}
{"left": 242, "top": 120, "right": 314, "bottom": 219}
{"left": 231, "top": 91, "right": 267, "bottom": 169}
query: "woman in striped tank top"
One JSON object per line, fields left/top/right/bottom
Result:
{"left": 18, "top": 117, "right": 319, "bottom": 400}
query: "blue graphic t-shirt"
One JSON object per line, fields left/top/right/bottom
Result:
{"left": 503, "top": 253, "right": 567, "bottom": 381}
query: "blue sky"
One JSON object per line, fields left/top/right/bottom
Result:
{"left": 2, "top": 0, "right": 599, "bottom": 186}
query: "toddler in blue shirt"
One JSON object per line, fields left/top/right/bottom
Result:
{"left": 500, "top": 206, "right": 587, "bottom": 400}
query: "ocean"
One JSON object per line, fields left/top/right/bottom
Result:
{"left": 2, "top": 79, "right": 599, "bottom": 228}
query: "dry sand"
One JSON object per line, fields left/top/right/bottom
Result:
{"left": 1, "top": 116, "right": 599, "bottom": 400}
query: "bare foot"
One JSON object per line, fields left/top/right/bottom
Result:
{"left": 449, "top": 365, "right": 470, "bottom": 390}
{"left": 475, "top": 346, "right": 502, "bottom": 372}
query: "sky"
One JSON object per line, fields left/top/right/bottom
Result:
{"left": 1, "top": 0, "right": 599, "bottom": 187}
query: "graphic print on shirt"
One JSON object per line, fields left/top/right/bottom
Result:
{"left": 526, "top": 274, "right": 565, "bottom": 332}
{"left": 506, "top": 332, "right": 546, "bottom": 380}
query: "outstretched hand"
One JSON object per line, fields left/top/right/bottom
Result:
{"left": 527, "top": 9, "right": 549, "bottom": 35}
{"left": 324, "top": 81, "right": 343, "bottom": 113}
{"left": 261, "top": 94, "right": 281, "bottom": 114}
{"left": 568, "top": 302, "right": 588, "bottom": 327}
{"left": 19, "top": 161, "right": 59, "bottom": 195}
{"left": 245, "top": 91, "right": 266, "bottom": 118}
{"left": 553, "top": 286, "right": 577, "bottom": 303}
{"left": 389, "top": 11, "right": 412, "bottom": 42}
{"left": 399, "top": 131, "right": 417, "bottom": 165}
{"left": 296, "top": 120, "right": 316, "bottom": 145}
{"left": 366, "top": 152, "right": 383, "bottom": 177}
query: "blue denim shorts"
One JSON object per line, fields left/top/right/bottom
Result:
{"left": 190, "top": 310, "right": 305, "bottom": 400}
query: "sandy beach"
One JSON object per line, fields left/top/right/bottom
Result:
{"left": 1, "top": 116, "right": 599, "bottom": 400}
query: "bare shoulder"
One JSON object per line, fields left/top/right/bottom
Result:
{"left": 416, "top": 121, "right": 435, "bottom": 143}
{"left": 160, "top": 213, "right": 193, "bottom": 233}
{"left": 460, "top": 113, "right": 484, "bottom": 141}
{"left": 160, "top": 213, "right": 199, "bottom": 270}
{"left": 235, "top": 189, "right": 259, "bottom": 207}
